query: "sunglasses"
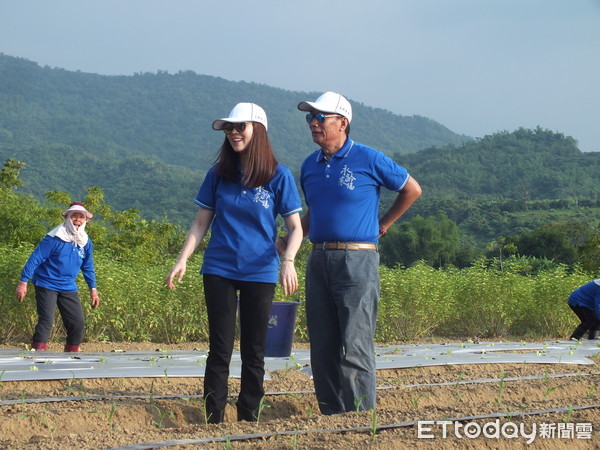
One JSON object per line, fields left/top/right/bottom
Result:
{"left": 305, "top": 113, "right": 342, "bottom": 124}
{"left": 223, "top": 122, "right": 247, "bottom": 134}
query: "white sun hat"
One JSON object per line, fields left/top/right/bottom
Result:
{"left": 212, "top": 103, "right": 268, "bottom": 131}
{"left": 62, "top": 202, "right": 93, "bottom": 220}
{"left": 297, "top": 91, "right": 352, "bottom": 122}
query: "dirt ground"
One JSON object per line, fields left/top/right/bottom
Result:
{"left": 0, "top": 340, "right": 599, "bottom": 449}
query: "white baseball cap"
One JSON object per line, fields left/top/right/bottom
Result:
{"left": 297, "top": 91, "right": 352, "bottom": 123}
{"left": 212, "top": 103, "right": 268, "bottom": 131}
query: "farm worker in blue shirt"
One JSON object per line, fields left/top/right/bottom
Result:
{"left": 15, "top": 202, "right": 100, "bottom": 352}
{"left": 568, "top": 280, "right": 600, "bottom": 340}
{"left": 278, "top": 92, "right": 422, "bottom": 415}
{"left": 166, "top": 103, "right": 303, "bottom": 424}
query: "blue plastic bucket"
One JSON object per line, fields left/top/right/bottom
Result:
{"left": 264, "top": 301, "right": 299, "bottom": 357}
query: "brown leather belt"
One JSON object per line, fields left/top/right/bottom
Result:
{"left": 312, "top": 242, "right": 378, "bottom": 251}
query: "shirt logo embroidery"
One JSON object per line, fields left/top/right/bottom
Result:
{"left": 339, "top": 165, "right": 356, "bottom": 190}
{"left": 254, "top": 187, "right": 271, "bottom": 209}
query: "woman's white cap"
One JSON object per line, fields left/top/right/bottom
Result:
{"left": 212, "top": 103, "right": 268, "bottom": 131}
{"left": 62, "top": 202, "right": 93, "bottom": 220}
{"left": 297, "top": 91, "right": 352, "bottom": 123}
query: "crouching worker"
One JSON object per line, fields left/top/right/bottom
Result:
{"left": 15, "top": 202, "right": 100, "bottom": 352}
{"left": 567, "top": 279, "right": 600, "bottom": 340}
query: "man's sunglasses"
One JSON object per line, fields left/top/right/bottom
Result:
{"left": 223, "top": 122, "right": 248, "bottom": 134}
{"left": 305, "top": 113, "right": 342, "bottom": 124}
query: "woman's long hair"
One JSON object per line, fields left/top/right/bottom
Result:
{"left": 213, "top": 122, "right": 278, "bottom": 188}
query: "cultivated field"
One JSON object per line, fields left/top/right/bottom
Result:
{"left": 1, "top": 340, "right": 598, "bottom": 449}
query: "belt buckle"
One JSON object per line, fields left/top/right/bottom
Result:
{"left": 321, "top": 242, "right": 328, "bottom": 251}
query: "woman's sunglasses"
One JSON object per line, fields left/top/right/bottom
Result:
{"left": 223, "top": 122, "right": 248, "bottom": 134}
{"left": 305, "top": 113, "right": 342, "bottom": 124}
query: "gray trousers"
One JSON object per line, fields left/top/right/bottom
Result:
{"left": 305, "top": 249, "right": 379, "bottom": 415}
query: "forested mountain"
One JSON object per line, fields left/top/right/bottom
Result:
{"left": 0, "top": 53, "right": 468, "bottom": 223}
{"left": 399, "top": 127, "right": 599, "bottom": 201}
{"left": 1, "top": 52, "right": 599, "bottom": 252}
{"left": 388, "top": 128, "right": 600, "bottom": 245}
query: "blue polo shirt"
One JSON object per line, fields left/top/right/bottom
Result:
{"left": 301, "top": 138, "right": 409, "bottom": 244}
{"left": 569, "top": 280, "right": 600, "bottom": 320}
{"left": 196, "top": 164, "right": 302, "bottom": 283}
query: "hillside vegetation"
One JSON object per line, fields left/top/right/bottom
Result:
{"left": 0, "top": 53, "right": 599, "bottom": 265}
{"left": 0, "top": 53, "right": 467, "bottom": 224}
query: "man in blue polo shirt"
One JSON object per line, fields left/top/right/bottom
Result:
{"left": 296, "top": 91, "right": 421, "bottom": 415}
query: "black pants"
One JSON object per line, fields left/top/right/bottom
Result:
{"left": 569, "top": 304, "right": 600, "bottom": 340}
{"left": 202, "top": 274, "right": 275, "bottom": 423}
{"left": 33, "top": 286, "right": 85, "bottom": 345}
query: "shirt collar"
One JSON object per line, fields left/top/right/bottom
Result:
{"left": 316, "top": 138, "right": 355, "bottom": 163}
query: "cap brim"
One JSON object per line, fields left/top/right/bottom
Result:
{"left": 62, "top": 210, "right": 93, "bottom": 220}
{"left": 297, "top": 100, "right": 339, "bottom": 114}
{"left": 212, "top": 118, "right": 250, "bottom": 130}
{"left": 297, "top": 101, "right": 318, "bottom": 112}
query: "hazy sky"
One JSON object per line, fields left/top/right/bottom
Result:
{"left": 1, "top": 0, "right": 599, "bottom": 151}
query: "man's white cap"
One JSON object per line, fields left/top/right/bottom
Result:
{"left": 212, "top": 103, "right": 268, "bottom": 131}
{"left": 297, "top": 91, "right": 352, "bottom": 123}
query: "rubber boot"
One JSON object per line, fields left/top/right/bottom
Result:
{"left": 64, "top": 344, "right": 80, "bottom": 352}
{"left": 31, "top": 341, "right": 46, "bottom": 351}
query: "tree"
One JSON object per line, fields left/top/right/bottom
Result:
{"left": 380, "top": 211, "right": 460, "bottom": 268}
{"left": 577, "top": 224, "right": 600, "bottom": 272}
{"left": 514, "top": 226, "right": 577, "bottom": 265}
{"left": 485, "top": 237, "right": 517, "bottom": 271}
{"left": 0, "top": 158, "right": 25, "bottom": 190}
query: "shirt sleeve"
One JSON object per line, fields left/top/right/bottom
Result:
{"left": 195, "top": 168, "right": 219, "bottom": 210}
{"left": 20, "top": 236, "right": 54, "bottom": 282}
{"left": 372, "top": 151, "right": 409, "bottom": 192}
{"left": 275, "top": 166, "right": 303, "bottom": 217}
{"left": 80, "top": 240, "right": 97, "bottom": 289}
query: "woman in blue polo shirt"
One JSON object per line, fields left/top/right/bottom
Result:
{"left": 568, "top": 280, "right": 600, "bottom": 340}
{"left": 166, "top": 103, "right": 303, "bottom": 424}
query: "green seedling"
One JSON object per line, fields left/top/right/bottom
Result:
{"left": 544, "top": 386, "right": 557, "bottom": 399}
{"left": 353, "top": 395, "right": 366, "bottom": 414}
{"left": 202, "top": 393, "right": 213, "bottom": 425}
{"left": 542, "top": 369, "right": 550, "bottom": 385}
{"left": 586, "top": 385, "right": 597, "bottom": 399}
{"left": 40, "top": 407, "right": 57, "bottom": 441}
{"left": 63, "top": 374, "right": 85, "bottom": 392}
{"left": 410, "top": 393, "right": 426, "bottom": 411}
{"left": 254, "top": 396, "right": 270, "bottom": 423}
{"left": 88, "top": 402, "right": 118, "bottom": 430}
{"left": 562, "top": 405, "right": 573, "bottom": 423}
{"left": 304, "top": 405, "right": 316, "bottom": 419}
{"left": 494, "top": 370, "right": 506, "bottom": 406}
{"left": 370, "top": 410, "right": 378, "bottom": 439}
{"left": 151, "top": 404, "right": 174, "bottom": 428}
